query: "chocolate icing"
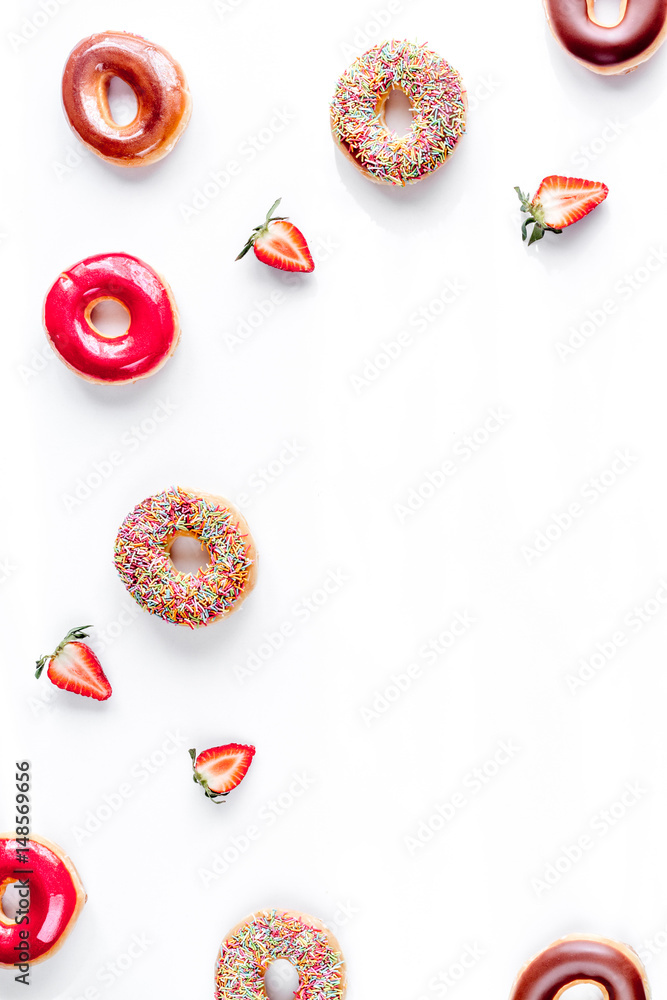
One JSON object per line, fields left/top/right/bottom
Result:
{"left": 545, "top": 0, "right": 667, "bottom": 67}
{"left": 510, "top": 938, "right": 649, "bottom": 1000}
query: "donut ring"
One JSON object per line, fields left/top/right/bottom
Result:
{"left": 114, "top": 487, "right": 257, "bottom": 628}
{"left": 330, "top": 39, "right": 466, "bottom": 186}
{"left": 510, "top": 936, "right": 650, "bottom": 1000}
{"left": 62, "top": 31, "right": 191, "bottom": 166}
{"left": 215, "top": 909, "right": 347, "bottom": 1000}
{"left": 44, "top": 253, "right": 180, "bottom": 384}
{"left": 544, "top": 0, "right": 667, "bottom": 74}
{"left": 0, "top": 834, "right": 86, "bottom": 967}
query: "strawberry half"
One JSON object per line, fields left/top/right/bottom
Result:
{"left": 515, "top": 176, "right": 608, "bottom": 245}
{"left": 189, "top": 743, "right": 255, "bottom": 802}
{"left": 236, "top": 198, "right": 314, "bottom": 272}
{"left": 35, "top": 625, "right": 112, "bottom": 701}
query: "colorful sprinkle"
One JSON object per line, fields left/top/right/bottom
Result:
{"left": 330, "top": 39, "right": 466, "bottom": 186}
{"left": 215, "top": 910, "right": 345, "bottom": 1000}
{"left": 113, "top": 487, "right": 255, "bottom": 628}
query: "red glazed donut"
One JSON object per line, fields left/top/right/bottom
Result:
{"left": 509, "top": 936, "right": 650, "bottom": 1000}
{"left": 0, "top": 834, "right": 86, "bottom": 967}
{"left": 62, "top": 31, "right": 192, "bottom": 166}
{"left": 544, "top": 0, "right": 667, "bottom": 74}
{"left": 43, "top": 253, "right": 180, "bottom": 384}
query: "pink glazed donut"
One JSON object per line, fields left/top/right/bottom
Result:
{"left": 43, "top": 252, "right": 180, "bottom": 384}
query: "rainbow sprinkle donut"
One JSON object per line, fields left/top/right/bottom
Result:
{"left": 215, "top": 909, "right": 346, "bottom": 1000}
{"left": 330, "top": 40, "right": 466, "bottom": 186}
{"left": 113, "top": 486, "right": 256, "bottom": 628}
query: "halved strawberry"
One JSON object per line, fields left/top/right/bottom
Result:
{"left": 35, "top": 625, "right": 112, "bottom": 701}
{"left": 236, "top": 198, "right": 314, "bottom": 272}
{"left": 515, "top": 176, "right": 608, "bottom": 244}
{"left": 189, "top": 743, "right": 255, "bottom": 802}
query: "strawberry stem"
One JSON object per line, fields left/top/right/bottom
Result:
{"left": 515, "top": 186, "right": 563, "bottom": 245}
{"left": 235, "top": 197, "right": 288, "bottom": 261}
{"left": 188, "top": 748, "right": 229, "bottom": 803}
{"left": 35, "top": 625, "right": 93, "bottom": 679}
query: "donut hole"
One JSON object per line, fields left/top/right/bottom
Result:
{"left": 87, "top": 298, "right": 131, "bottom": 339}
{"left": 0, "top": 881, "right": 25, "bottom": 922}
{"left": 591, "top": 0, "right": 624, "bottom": 26}
{"left": 556, "top": 982, "right": 608, "bottom": 1000}
{"left": 107, "top": 75, "right": 139, "bottom": 126}
{"left": 169, "top": 534, "right": 212, "bottom": 575}
{"left": 264, "top": 959, "right": 299, "bottom": 1000}
{"left": 381, "top": 87, "right": 414, "bottom": 137}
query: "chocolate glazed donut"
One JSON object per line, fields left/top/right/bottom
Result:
{"left": 62, "top": 31, "right": 192, "bottom": 166}
{"left": 544, "top": 0, "right": 667, "bottom": 73}
{"left": 510, "top": 936, "right": 651, "bottom": 1000}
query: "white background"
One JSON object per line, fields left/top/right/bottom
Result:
{"left": 3, "top": 0, "right": 667, "bottom": 998}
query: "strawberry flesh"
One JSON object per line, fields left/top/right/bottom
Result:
{"left": 533, "top": 175, "right": 608, "bottom": 228}
{"left": 190, "top": 743, "right": 255, "bottom": 801}
{"left": 515, "top": 175, "right": 608, "bottom": 244}
{"left": 254, "top": 220, "right": 314, "bottom": 273}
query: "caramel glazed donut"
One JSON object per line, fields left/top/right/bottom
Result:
{"left": 510, "top": 935, "right": 651, "bottom": 1000}
{"left": 544, "top": 0, "right": 667, "bottom": 74}
{"left": 114, "top": 487, "right": 257, "bottom": 628}
{"left": 62, "top": 31, "right": 192, "bottom": 165}
{"left": 0, "top": 834, "right": 86, "bottom": 968}
{"left": 215, "top": 909, "right": 347, "bottom": 1000}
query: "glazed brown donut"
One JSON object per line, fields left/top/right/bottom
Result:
{"left": 62, "top": 31, "right": 192, "bottom": 166}
{"left": 544, "top": 0, "right": 667, "bottom": 74}
{"left": 510, "top": 936, "right": 650, "bottom": 1000}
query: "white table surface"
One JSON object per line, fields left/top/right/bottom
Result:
{"left": 3, "top": 0, "right": 667, "bottom": 997}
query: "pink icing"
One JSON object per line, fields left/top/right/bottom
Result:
{"left": 0, "top": 837, "right": 83, "bottom": 965}
{"left": 43, "top": 252, "right": 179, "bottom": 383}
